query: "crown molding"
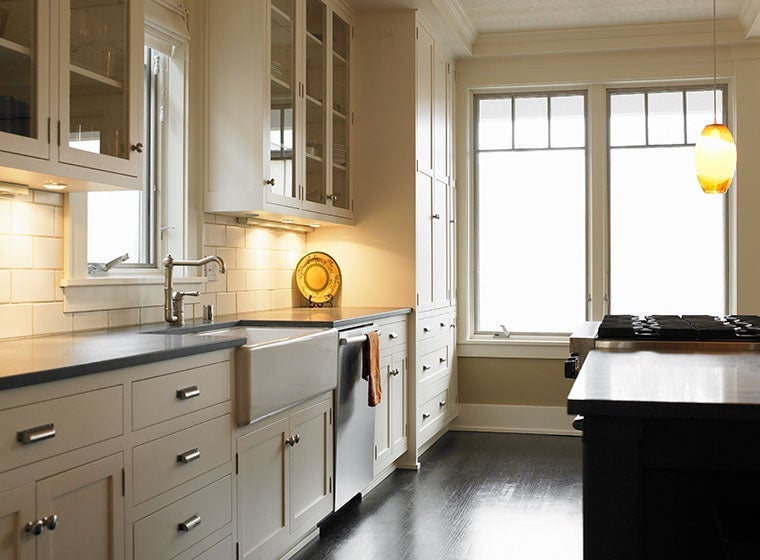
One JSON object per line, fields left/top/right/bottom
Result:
{"left": 431, "top": 0, "right": 478, "bottom": 55}
{"left": 472, "top": 19, "right": 754, "bottom": 57}
{"left": 740, "top": 0, "right": 760, "bottom": 37}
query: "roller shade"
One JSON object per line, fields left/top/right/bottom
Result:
{"left": 145, "top": 0, "right": 189, "bottom": 55}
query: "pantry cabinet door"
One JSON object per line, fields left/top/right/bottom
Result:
{"left": 0, "top": 483, "right": 35, "bottom": 560}
{"left": 415, "top": 21, "right": 433, "bottom": 176}
{"left": 35, "top": 453, "right": 124, "bottom": 560}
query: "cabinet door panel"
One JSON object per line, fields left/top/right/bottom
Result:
{"left": 58, "top": 0, "right": 143, "bottom": 178}
{"left": 433, "top": 49, "right": 447, "bottom": 181}
{"left": 373, "top": 356, "right": 392, "bottom": 474}
{"left": 289, "top": 397, "right": 332, "bottom": 534}
{"left": 36, "top": 452, "right": 124, "bottom": 560}
{"left": 416, "top": 172, "right": 433, "bottom": 312}
{"left": 237, "top": 417, "right": 289, "bottom": 560}
{"left": 432, "top": 178, "right": 448, "bottom": 308}
{"left": 415, "top": 22, "right": 433, "bottom": 175}
{"left": 0, "top": 484, "right": 35, "bottom": 560}
{"left": 390, "top": 355, "right": 407, "bottom": 459}
{"left": 0, "top": 0, "right": 50, "bottom": 160}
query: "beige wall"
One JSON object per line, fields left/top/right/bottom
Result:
{"left": 455, "top": 27, "right": 760, "bottom": 408}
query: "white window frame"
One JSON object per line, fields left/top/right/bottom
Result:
{"left": 61, "top": 18, "right": 199, "bottom": 312}
{"left": 460, "top": 79, "right": 737, "bottom": 360}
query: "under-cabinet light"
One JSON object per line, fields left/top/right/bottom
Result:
{"left": 236, "top": 216, "right": 314, "bottom": 233}
{"left": 43, "top": 182, "right": 67, "bottom": 191}
{"left": 0, "top": 181, "right": 29, "bottom": 197}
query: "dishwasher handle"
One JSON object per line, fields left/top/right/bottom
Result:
{"left": 339, "top": 330, "right": 379, "bottom": 346}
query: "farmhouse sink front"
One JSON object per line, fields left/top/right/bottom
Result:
{"left": 197, "top": 326, "right": 339, "bottom": 425}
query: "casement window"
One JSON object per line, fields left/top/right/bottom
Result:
{"left": 472, "top": 84, "right": 729, "bottom": 339}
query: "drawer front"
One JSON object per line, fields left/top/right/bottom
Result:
{"left": 417, "top": 310, "right": 455, "bottom": 344}
{"left": 133, "top": 475, "right": 232, "bottom": 560}
{"left": 376, "top": 319, "right": 407, "bottom": 353}
{"left": 419, "top": 387, "right": 450, "bottom": 437}
{"left": 132, "top": 415, "right": 231, "bottom": 505}
{"left": 417, "top": 343, "right": 450, "bottom": 388}
{"left": 0, "top": 385, "right": 123, "bottom": 473}
{"left": 132, "top": 361, "right": 231, "bottom": 430}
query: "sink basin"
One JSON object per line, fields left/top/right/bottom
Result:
{"left": 198, "top": 326, "right": 338, "bottom": 426}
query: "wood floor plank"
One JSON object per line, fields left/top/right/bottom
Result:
{"left": 292, "top": 431, "right": 583, "bottom": 560}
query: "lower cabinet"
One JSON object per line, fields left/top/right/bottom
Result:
{"left": 237, "top": 394, "right": 333, "bottom": 560}
{"left": 0, "top": 452, "right": 124, "bottom": 560}
{"left": 374, "top": 352, "right": 407, "bottom": 476}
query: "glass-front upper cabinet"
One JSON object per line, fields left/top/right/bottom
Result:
{"left": 331, "top": 10, "right": 350, "bottom": 215}
{"left": 303, "top": 0, "right": 327, "bottom": 209}
{"left": 0, "top": 0, "right": 49, "bottom": 159}
{"left": 269, "top": 0, "right": 298, "bottom": 207}
{"left": 59, "top": 0, "right": 142, "bottom": 178}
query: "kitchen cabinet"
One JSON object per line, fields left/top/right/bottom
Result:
{"left": 0, "top": 0, "right": 144, "bottom": 190}
{"left": 205, "top": 0, "right": 354, "bottom": 225}
{"left": 237, "top": 393, "right": 333, "bottom": 560}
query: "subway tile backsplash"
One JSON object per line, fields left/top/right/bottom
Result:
{"left": 0, "top": 197, "right": 306, "bottom": 340}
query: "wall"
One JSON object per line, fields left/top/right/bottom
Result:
{"left": 454, "top": 23, "right": 760, "bottom": 426}
{"left": 0, "top": 192, "right": 305, "bottom": 339}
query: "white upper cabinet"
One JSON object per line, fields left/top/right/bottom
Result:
{"left": 205, "top": 0, "right": 354, "bottom": 225}
{"left": 0, "top": 0, "right": 144, "bottom": 190}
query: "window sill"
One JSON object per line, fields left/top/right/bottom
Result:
{"left": 60, "top": 275, "right": 205, "bottom": 313}
{"left": 458, "top": 336, "right": 570, "bottom": 359}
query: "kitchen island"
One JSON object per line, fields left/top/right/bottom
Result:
{"left": 568, "top": 348, "right": 760, "bottom": 560}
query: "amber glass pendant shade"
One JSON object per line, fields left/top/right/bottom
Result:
{"left": 695, "top": 123, "right": 736, "bottom": 194}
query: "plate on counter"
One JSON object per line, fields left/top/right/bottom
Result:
{"left": 295, "top": 251, "right": 342, "bottom": 304}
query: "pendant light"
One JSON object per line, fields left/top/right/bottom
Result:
{"left": 695, "top": 0, "right": 736, "bottom": 194}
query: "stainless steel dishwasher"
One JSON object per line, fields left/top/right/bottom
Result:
{"left": 334, "top": 323, "right": 376, "bottom": 511}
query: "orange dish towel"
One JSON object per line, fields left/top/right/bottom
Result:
{"left": 362, "top": 331, "right": 382, "bottom": 407}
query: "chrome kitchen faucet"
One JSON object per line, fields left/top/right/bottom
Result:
{"left": 163, "top": 254, "right": 226, "bottom": 326}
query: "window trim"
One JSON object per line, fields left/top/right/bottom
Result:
{"left": 461, "top": 78, "right": 737, "bottom": 358}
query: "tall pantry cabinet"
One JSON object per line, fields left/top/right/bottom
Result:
{"left": 308, "top": 10, "right": 457, "bottom": 466}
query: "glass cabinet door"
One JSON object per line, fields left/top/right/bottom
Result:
{"left": 0, "top": 0, "right": 49, "bottom": 159}
{"left": 59, "top": 0, "right": 141, "bottom": 177}
{"left": 303, "top": 0, "right": 327, "bottom": 207}
{"left": 269, "top": 0, "right": 297, "bottom": 206}
{"left": 331, "top": 11, "right": 350, "bottom": 213}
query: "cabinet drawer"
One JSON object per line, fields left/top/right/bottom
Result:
{"left": 0, "top": 385, "right": 123, "bottom": 473}
{"left": 417, "top": 311, "right": 455, "bottom": 343}
{"left": 132, "top": 415, "right": 231, "bottom": 505}
{"left": 417, "top": 343, "right": 450, "bottom": 388}
{"left": 132, "top": 361, "right": 231, "bottom": 430}
{"left": 419, "top": 387, "right": 450, "bottom": 436}
{"left": 133, "top": 475, "right": 232, "bottom": 560}
{"left": 376, "top": 319, "right": 407, "bottom": 353}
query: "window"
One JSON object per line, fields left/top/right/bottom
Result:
{"left": 474, "top": 93, "right": 587, "bottom": 335}
{"left": 472, "top": 84, "right": 730, "bottom": 338}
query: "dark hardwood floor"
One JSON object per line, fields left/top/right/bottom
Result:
{"left": 292, "top": 431, "right": 583, "bottom": 560}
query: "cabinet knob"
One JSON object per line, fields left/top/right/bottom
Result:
{"left": 43, "top": 515, "right": 58, "bottom": 531}
{"left": 422, "top": 365, "right": 431, "bottom": 371}
{"left": 390, "top": 368, "right": 400, "bottom": 376}
{"left": 178, "top": 513, "right": 202, "bottom": 532}
{"left": 422, "top": 413, "right": 431, "bottom": 420}
{"left": 439, "top": 356, "right": 447, "bottom": 363}
{"left": 265, "top": 178, "right": 276, "bottom": 186}
{"left": 440, "top": 322, "right": 446, "bottom": 328}
{"left": 423, "top": 327, "right": 430, "bottom": 333}
{"left": 25, "top": 519, "right": 44, "bottom": 536}
{"left": 432, "top": 213, "right": 441, "bottom": 220}
{"left": 439, "top": 400, "right": 447, "bottom": 408}
{"left": 285, "top": 434, "right": 301, "bottom": 447}
{"left": 388, "top": 332, "right": 398, "bottom": 339}
{"left": 131, "top": 142, "right": 144, "bottom": 153}
{"left": 326, "top": 194, "right": 338, "bottom": 201}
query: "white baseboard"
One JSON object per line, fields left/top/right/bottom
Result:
{"left": 449, "top": 404, "right": 580, "bottom": 436}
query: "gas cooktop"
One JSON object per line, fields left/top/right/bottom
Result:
{"left": 598, "top": 314, "right": 760, "bottom": 341}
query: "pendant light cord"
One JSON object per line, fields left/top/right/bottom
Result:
{"left": 713, "top": 0, "right": 717, "bottom": 124}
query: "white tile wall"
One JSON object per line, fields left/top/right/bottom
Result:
{"left": 0, "top": 199, "right": 308, "bottom": 340}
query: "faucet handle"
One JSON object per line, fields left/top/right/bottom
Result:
{"left": 178, "top": 291, "right": 199, "bottom": 298}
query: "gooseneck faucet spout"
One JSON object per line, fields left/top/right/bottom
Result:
{"left": 163, "top": 254, "right": 227, "bottom": 326}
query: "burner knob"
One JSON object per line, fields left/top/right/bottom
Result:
{"left": 564, "top": 353, "right": 580, "bottom": 379}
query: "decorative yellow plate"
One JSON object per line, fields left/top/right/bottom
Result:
{"left": 295, "top": 252, "right": 342, "bottom": 304}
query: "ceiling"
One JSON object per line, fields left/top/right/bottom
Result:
{"left": 349, "top": 0, "right": 748, "bottom": 34}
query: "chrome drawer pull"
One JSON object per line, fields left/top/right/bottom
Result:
{"left": 176, "top": 386, "right": 200, "bottom": 400}
{"left": 178, "top": 513, "right": 202, "bottom": 532}
{"left": 388, "top": 332, "right": 399, "bottom": 339}
{"left": 177, "top": 448, "right": 201, "bottom": 464}
{"left": 422, "top": 365, "right": 431, "bottom": 371}
{"left": 439, "top": 356, "right": 447, "bottom": 363}
{"left": 390, "top": 368, "right": 400, "bottom": 376}
{"left": 17, "top": 423, "right": 55, "bottom": 445}
{"left": 422, "top": 413, "right": 431, "bottom": 420}
{"left": 439, "top": 400, "right": 447, "bottom": 408}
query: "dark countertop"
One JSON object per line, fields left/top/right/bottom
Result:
{"left": 567, "top": 348, "right": 760, "bottom": 420}
{"left": 0, "top": 307, "right": 411, "bottom": 391}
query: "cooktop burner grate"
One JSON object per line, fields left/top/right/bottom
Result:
{"left": 598, "top": 315, "right": 760, "bottom": 341}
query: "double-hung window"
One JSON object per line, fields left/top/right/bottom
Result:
{"left": 472, "top": 84, "right": 730, "bottom": 340}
